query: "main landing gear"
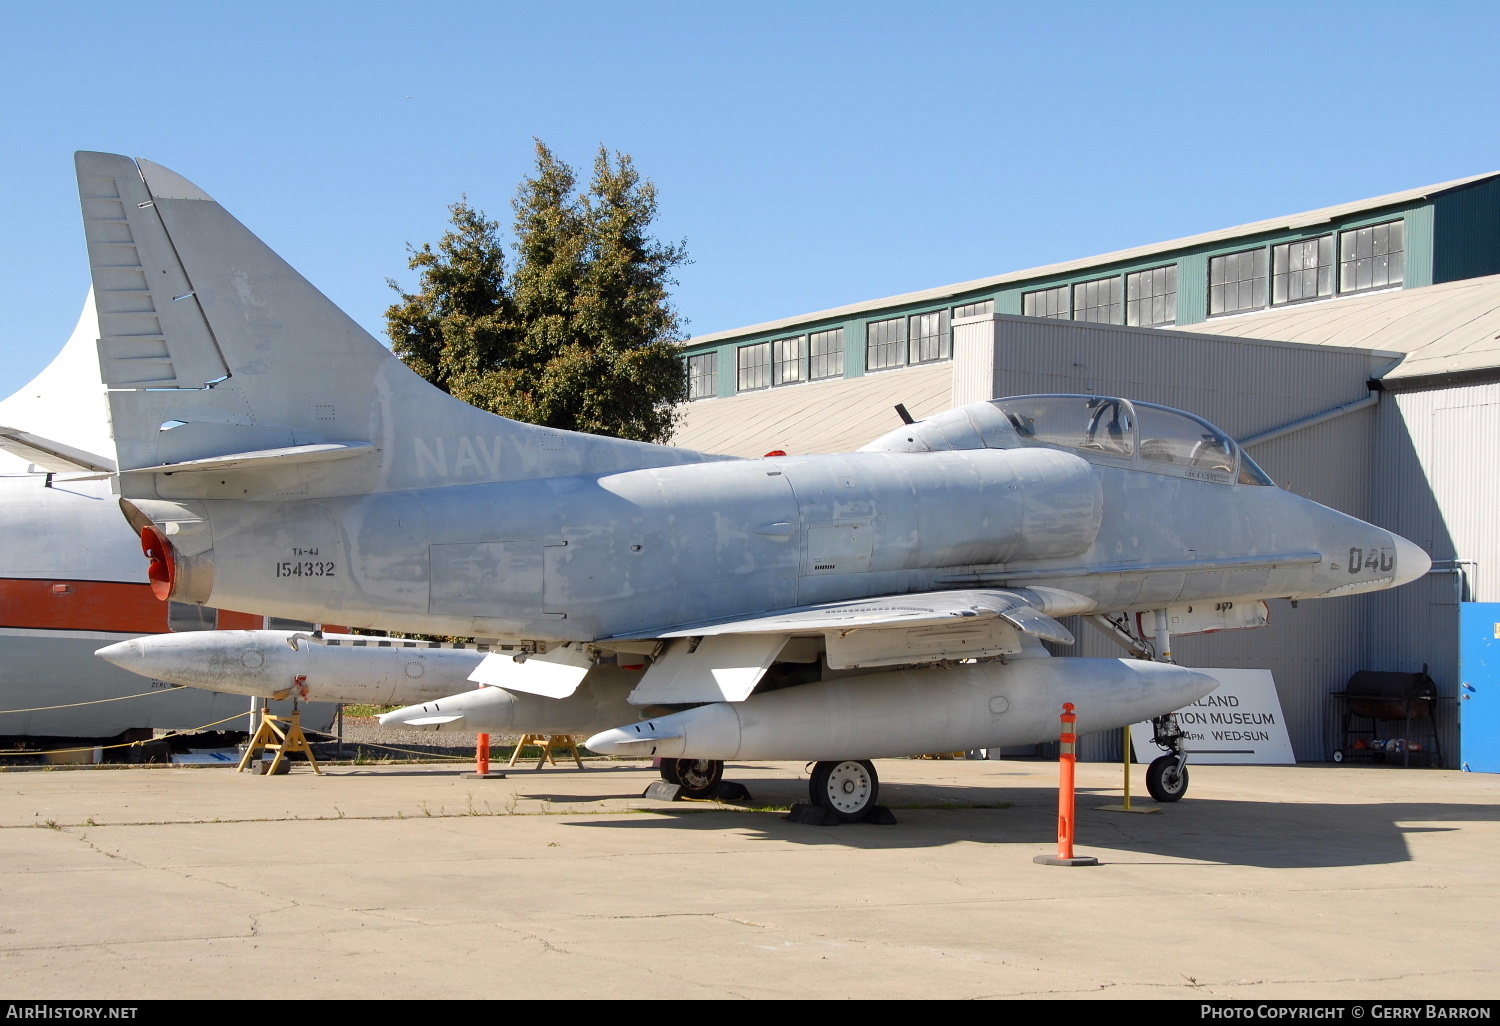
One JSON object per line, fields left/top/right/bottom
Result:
{"left": 809, "top": 759, "right": 879, "bottom": 822}
{"left": 658, "top": 758, "right": 724, "bottom": 799}
{"left": 1146, "top": 714, "right": 1190, "bottom": 802}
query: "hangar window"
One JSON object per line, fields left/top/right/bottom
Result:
{"left": 773, "top": 336, "right": 804, "bottom": 385}
{"left": 908, "top": 310, "right": 951, "bottom": 363}
{"left": 1072, "top": 277, "right": 1123, "bottom": 324}
{"left": 1022, "top": 286, "right": 1069, "bottom": 319}
{"left": 1126, "top": 265, "right": 1177, "bottom": 327}
{"left": 737, "top": 342, "right": 772, "bottom": 391}
{"left": 953, "top": 299, "right": 994, "bottom": 319}
{"left": 1272, "top": 235, "right": 1334, "bottom": 305}
{"left": 1208, "top": 248, "right": 1267, "bottom": 315}
{"left": 1339, "top": 220, "right": 1404, "bottom": 294}
{"left": 687, "top": 353, "right": 717, "bottom": 400}
{"left": 809, "top": 328, "right": 844, "bottom": 380}
{"left": 866, "top": 317, "right": 906, "bottom": 371}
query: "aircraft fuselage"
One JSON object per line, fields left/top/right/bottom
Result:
{"left": 156, "top": 405, "right": 1412, "bottom": 644}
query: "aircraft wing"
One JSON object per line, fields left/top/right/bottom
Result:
{"left": 610, "top": 590, "right": 1074, "bottom": 706}
{"left": 618, "top": 589, "right": 1074, "bottom": 644}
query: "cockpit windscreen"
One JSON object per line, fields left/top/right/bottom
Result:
{"left": 988, "top": 394, "right": 1275, "bottom": 486}
{"left": 994, "top": 395, "right": 1135, "bottom": 458}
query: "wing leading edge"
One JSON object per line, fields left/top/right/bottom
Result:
{"left": 465, "top": 591, "right": 1078, "bottom": 706}
{"left": 610, "top": 590, "right": 1076, "bottom": 705}
{"left": 613, "top": 589, "right": 1076, "bottom": 645}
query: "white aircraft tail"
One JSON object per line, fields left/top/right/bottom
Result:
{"left": 74, "top": 152, "right": 707, "bottom": 501}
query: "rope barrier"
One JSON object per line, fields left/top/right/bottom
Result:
{"left": 0, "top": 685, "right": 185, "bottom": 716}
{"left": 0, "top": 711, "right": 250, "bottom": 758}
{"left": 0, "top": 706, "right": 524, "bottom": 764}
{"left": 297, "top": 725, "right": 470, "bottom": 762}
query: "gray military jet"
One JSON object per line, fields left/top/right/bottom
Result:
{"left": 79, "top": 152, "right": 1428, "bottom": 818}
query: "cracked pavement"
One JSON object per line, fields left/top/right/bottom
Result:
{"left": 0, "top": 759, "right": 1495, "bottom": 998}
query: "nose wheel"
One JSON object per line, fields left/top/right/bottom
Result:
{"left": 810, "top": 759, "right": 880, "bottom": 822}
{"left": 659, "top": 758, "right": 724, "bottom": 799}
{"left": 1145, "top": 754, "right": 1189, "bottom": 802}
{"left": 1145, "top": 713, "right": 1191, "bottom": 802}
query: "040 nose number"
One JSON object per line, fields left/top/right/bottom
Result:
{"left": 1348, "top": 546, "right": 1395, "bottom": 574}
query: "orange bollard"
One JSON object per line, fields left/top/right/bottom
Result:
{"left": 1034, "top": 703, "right": 1099, "bottom": 867}
{"left": 465, "top": 732, "right": 505, "bottom": 779}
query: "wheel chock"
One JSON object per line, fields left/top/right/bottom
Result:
{"left": 643, "top": 780, "right": 682, "bottom": 802}
{"left": 712, "top": 780, "right": 753, "bottom": 801}
{"left": 787, "top": 802, "right": 839, "bottom": 825}
{"left": 785, "top": 803, "right": 897, "bottom": 826}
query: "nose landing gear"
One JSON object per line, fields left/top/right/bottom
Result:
{"left": 1145, "top": 714, "right": 1190, "bottom": 803}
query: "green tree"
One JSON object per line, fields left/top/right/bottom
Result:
{"left": 385, "top": 200, "right": 515, "bottom": 402}
{"left": 387, "top": 140, "right": 689, "bottom": 443}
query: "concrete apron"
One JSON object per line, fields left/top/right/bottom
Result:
{"left": 0, "top": 759, "right": 1495, "bottom": 999}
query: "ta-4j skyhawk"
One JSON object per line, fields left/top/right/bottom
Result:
{"left": 80, "top": 152, "right": 1428, "bottom": 819}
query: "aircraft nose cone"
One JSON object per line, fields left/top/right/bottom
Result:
{"left": 95, "top": 638, "right": 146, "bottom": 673}
{"left": 583, "top": 727, "right": 634, "bottom": 756}
{"left": 1390, "top": 533, "right": 1432, "bottom": 588}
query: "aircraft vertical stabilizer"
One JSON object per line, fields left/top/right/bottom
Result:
{"left": 73, "top": 152, "right": 709, "bottom": 502}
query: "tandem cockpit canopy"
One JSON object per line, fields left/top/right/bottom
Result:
{"left": 989, "top": 394, "right": 1274, "bottom": 486}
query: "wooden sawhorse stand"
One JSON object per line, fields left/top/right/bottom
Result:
{"left": 236, "top": 708, "right": 322, "bottom": 775}
{"left": 508, "top": 734, "right": 584, "bottom": 770}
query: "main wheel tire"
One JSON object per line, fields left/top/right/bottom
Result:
{"left": 1331, "top": 749, "right": 1345, "bottom": 764}
{"left": 658, "top": 760, "right": 682, "bottom": 785}
{"left": 1145, "top": 755, "right": 1188, "bottom": 802}
{"left": 670, "top": 759, "right": 723, "bottom": 799}
{"left": 809, "top": 759, "right": 880, "bottom": 822}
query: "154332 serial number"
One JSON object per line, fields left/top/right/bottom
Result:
{"left": 275, "top": 561, "right": 336, "bottom": 578}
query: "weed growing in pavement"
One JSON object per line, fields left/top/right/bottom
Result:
{"left": 342, "top": 704, "right": 400, "bottom": 717}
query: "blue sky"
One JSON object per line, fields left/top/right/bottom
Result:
{"left": 3, "top": 0, "right": 1498, "bottom": 399}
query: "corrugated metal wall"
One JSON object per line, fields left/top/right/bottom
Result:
{"left": 950, "top": 316, "right": 995, "bottom": 407}
{"left": 1433, "top": 179, "right": 1500, "bottom": 283}
{"left": 1362, "top": 384, "right": 1500, "bottom": 760}
{"left": 985, "top": 316, "right": 1388, "bottom": 440}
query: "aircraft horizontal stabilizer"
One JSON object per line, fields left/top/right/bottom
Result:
{"left": 121, "top": 441, "right": 374, "bottom": 476}
{"left": 0, "top": 426, "right": 115, "bottom": 473}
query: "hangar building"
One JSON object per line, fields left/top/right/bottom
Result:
{"left": 673, "top": 172, "right": 1500, "bottom": 764}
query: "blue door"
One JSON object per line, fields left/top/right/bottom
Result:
{"left": 1458, "top": 603, "right": 1500, "bottom": 773}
